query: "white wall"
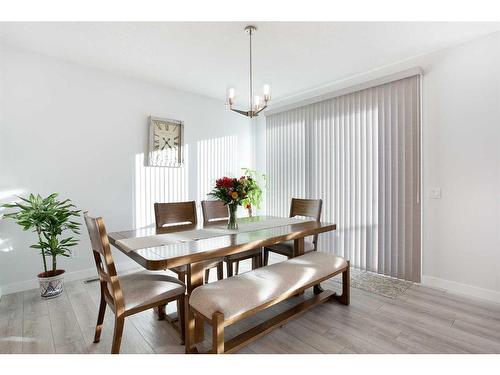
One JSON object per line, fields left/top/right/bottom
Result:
{"left": 256, "top": 32, "right": 500, "bottom": 302}
{"left": 419, "top": 32, "right": 500, "bottom": 301}
{"left": 0, "top": 44, "right": 252, "bottom": 295}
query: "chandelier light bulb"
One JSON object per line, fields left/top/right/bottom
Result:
{"left": 254, "top": 95, "right": 261, "bottom": 110}
{"left": 227, "top": 87, "right": 235, "bottom": 105}
{"left": 263, "top": 84, "right": 271, "bottom": 100}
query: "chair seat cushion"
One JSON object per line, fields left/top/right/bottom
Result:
{"left": 189, "top": 252, "right": 347, "bottom": 321}
{"left": 266, "top": 239, "right": 315, "bottom": 256}
{"left": 120, "top": 270, "right": 185, "bottom": 311}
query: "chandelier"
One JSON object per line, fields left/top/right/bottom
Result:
{"left": 226, "top": 25, "right": 271, "bottom": 118}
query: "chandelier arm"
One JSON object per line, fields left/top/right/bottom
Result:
{"left": 230, "top": 107, "right": 251, "bottom": 116}
{"left": 253, "top": 105, "right": 268, "bottom": 116}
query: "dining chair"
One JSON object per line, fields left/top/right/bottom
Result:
{"left": 201, "top": 200, "right": 263, "bottom": 277}
{"left": 154, "top": 201, "right": 224, "bottom": 283}
{"left": 83, "top": 212, "right": 186, "bottom": 354}
{"left": 263, "top": 198, "right": 323, "bottom": 265}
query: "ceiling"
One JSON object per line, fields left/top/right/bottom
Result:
{"left": 1, "top": 22, "right": 499, "bottom": 103}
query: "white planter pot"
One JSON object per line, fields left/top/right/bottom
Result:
{"left": 37, "top": 270, "right": 65, "bottom": 299}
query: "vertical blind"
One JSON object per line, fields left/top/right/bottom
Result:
{"left": 196, "top": 135, "right": 238, "bottom": 203}
{"left": 266, "top": 75, "right": 421, "bottom": 282}
{"left": 134, "top": 135, "right": 239, "bottom": 227}
{"left": 134, "top": 152, "right": 188, "bottom": 227}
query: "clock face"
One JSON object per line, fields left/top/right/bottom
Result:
{"left": 153, "top": 121, "right": 180, "bottom": 151}
{"left": 148, "top": 117, "right": 183, "bottom": 167}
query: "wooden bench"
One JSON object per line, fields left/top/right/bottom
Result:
{"left": 185, "top": 251, "right": 350, "bottom": 354}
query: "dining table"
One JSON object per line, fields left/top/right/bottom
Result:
{"left": 107, "top": 215, "right": 337, "bottom": 294}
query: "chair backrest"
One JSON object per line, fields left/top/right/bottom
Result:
{"left": 83, "top": 212, "right": 124, "bottom": 313}
{"left": 290, "top": 198, "right": 322, "bottom": 220}
{"left": 289, "top": 198, "right": 323, "bottom": 247}
{"left": 154, "top": 201, "right": 197, "bottom": 229}
{"left": 201, "top": 200, "right": 229, "bottom": 224}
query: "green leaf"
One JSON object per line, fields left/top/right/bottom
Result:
{"left": 4, "top": 192, "right": 81, "bottom": 265}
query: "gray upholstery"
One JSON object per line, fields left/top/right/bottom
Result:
{"left": 189, "top": 252, "right": 347, "bottom": 320}
{"left": 119, "top": 271, "right": 185, "bottom": 311}
{"left": 266, "top": 238, "right": 315, "bottom": 257}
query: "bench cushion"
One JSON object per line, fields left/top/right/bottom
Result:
{"left": 189, "top": 252, "right": 347, "bottom": 321}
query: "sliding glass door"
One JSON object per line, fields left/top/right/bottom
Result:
{"left": 266, "top": 75, "right": 421, "bottom": 282}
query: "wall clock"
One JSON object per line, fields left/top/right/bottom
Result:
{"left": 148, "top": 116, "right": 184, "bottom": 167}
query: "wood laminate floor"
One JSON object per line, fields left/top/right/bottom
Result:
{"left": 2, "top": 254, "right": 500, "bottom": 354}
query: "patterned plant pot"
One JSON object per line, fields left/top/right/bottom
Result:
{"left": 37, "top": 269, "right": 65, "bottom": 299}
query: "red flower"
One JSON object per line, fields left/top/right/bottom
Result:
{"left": 215, "top": 177, "right": 236, "bottom": 189}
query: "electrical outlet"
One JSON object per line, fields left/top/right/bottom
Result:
{"left": 71, "top": 248, "right": 79, "bottom": 258}
{"left": 428, "top": 188, "right": 442, "bottom": 199}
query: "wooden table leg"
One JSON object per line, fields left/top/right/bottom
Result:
{"left": 187, "top": 260, "right": 205, "bottom": 292}
{"left": 294, "top": 238, "right": 306, "bottom": 296}
{"left": 293, "top": 237, "right": 305, "bottom": 257}
{"left": 185, "top": 260, "right": 206, "bottom": 352}
{"left": 294, "top": 237, "right": 323, "bottom": 295}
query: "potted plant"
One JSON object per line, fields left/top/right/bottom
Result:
{"left": 1, "top": 193, "right": 81, "bottom": 299}
{"left": 208, "top": 176, "right": 256, "bottom": 230}
{"left": 241, "top": 168, "right": 267, "bottom": 217}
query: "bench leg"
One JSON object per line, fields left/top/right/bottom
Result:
{"left": 194, "top": 314, "right": 205, "bottom": 344}
{"left": 212, "top": 312, "right": 225, "bottom": 354}
{"left": 332, "top": 261, "right": 350, "bottom": 305}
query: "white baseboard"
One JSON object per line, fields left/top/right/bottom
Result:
{"left": 421, "top": 275, "right": 500, "bottom": 304}
{"left": 0, "top": 261, "right": 141, "bottom": 296}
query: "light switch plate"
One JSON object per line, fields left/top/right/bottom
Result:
{"left": 428, "top": 188, "right": 442, "bottom": 199}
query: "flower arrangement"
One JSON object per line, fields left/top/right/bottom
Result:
{"left": 241, "top": 168, "right": 267, "bottom": 217}
{"left": 208, "top": 175, "right": 257, "bottom": 229}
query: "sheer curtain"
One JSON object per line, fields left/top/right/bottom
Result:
{"left": 266, "top": 75, "right": 421, "bottom": 282}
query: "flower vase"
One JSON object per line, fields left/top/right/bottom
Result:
{"left": 227, "top": 204, "right": 238, "bottom": 230}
